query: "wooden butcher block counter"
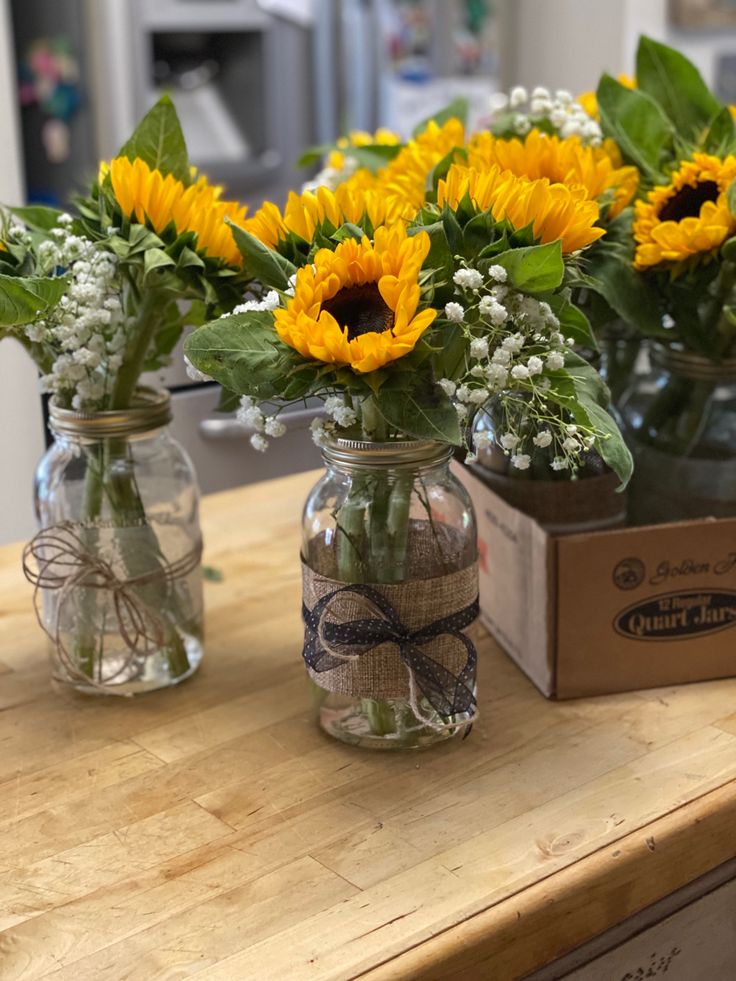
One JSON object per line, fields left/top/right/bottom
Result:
{"left": 1, "top": 470, "right": 736, "bottom": 980}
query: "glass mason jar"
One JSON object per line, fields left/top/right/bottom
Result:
{"left": 301, "top": 438, "right": 478, "bottom": 750}
{"left": 471, "top": 401, "right": 626, "bottom": 534}
{"left": 30, "top": 387, "right": 204, "bottom": 694}
{"left": 617, "top": 345, "right": 736, "bottom": 524}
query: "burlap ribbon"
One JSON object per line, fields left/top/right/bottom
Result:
{"left": 23, "top": 522, "right": 202, "bottom": 693}
{"left": 302, "top": 559, "right": 479, "bottom": 728}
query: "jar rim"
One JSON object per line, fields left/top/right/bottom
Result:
{"left": 652, "top": 343, "right": 736, "bottom": 381}
{"left": 321, "top": 436, "right": 453, "bottom": 470}
{"left": 49, "top": 387, "right": 172, "bottom": 438}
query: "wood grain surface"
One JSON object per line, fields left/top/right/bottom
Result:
{"left": 1, "top": 470, "right": 736, "bottom": 980}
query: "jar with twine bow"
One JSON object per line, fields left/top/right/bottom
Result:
{"left": 28, "top": 388, "right": 204, "bottom": 694}
{"left": 302, "top": 436, "right": 479, "bottom": 749}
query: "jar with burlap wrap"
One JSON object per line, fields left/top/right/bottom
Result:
{"left": 301, "top": 437, "right": 479, "bottom": 749}
{"left": 30, "top": 388, "right": 204, "bottom": 695}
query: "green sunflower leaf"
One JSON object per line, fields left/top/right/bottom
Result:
{"left": 143, "top": 248, "right": 176, "bottom": 281}
{"left": 117, "top": 94, "right": 191, "bottom": 185}
{"left": 9, "top": 205, "right": 63, "bottom": 232}
{"left": 0, "top": 273, "right": 68, "bottom": 326}
{"left": 728, "top": 180, "right": 736, "bottom": 218}
{"left": 704, "top": 106, "right": 736, "bottom": 156}
{"left": 545, "top": 293, "right": 597, "bottom": 350}
{"left": 596, "top": 74, "right": 673, "bottom": 179}
{"left": 636, "top": 36, "right": 721, "bottom": 141}
{"left": 227, "top": 220, "right": 297, "bottom": 290}
{"left": 573, "top": 244, "right": 667, "bottom": 337}
{"left": 491, "top": 240, "right": 564, "bottom": 293}
{"left": 184, "top": 310, "right": 296, "bottom": 400}
{"left": 545, "top": 353, "right": 632, "bottom": 487}
{"left": 377, "top": 373, "right": 462, "bottom": 445}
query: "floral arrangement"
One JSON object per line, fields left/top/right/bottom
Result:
{"left": 185, "top": 105, "right": 632, "bottom": 484}
{"left": 0, "top": 96, "right": 248, "bottom": 410}
{"left": 0, "top": 97, "right": 251, "bottom": 690}
{"left": 577, "top": 36, "right": 736, "bottom": 360}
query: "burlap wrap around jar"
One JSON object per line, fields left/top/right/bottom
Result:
{"left": 301, "top": 437, "right": 479, "bottom": 750}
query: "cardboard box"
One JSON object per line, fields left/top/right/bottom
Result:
{"left": 455, "top": 463, "right": 736, "bottom": 699}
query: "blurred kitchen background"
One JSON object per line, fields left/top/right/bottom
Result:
{"left": 1, "top": 0, "right": 736, "bottom": 542}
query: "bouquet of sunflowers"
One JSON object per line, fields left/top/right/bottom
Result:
{"left": 578, "top": 37, "right": 736, "bottom": 523}
{"left": 0, "top": 97, "right": 250, "bottom": 693}
{"left": 184, "top": 101, "right": 633, "bottom": 745}
{"left": 185, "top": 106, "right": 632, "bottom": 481}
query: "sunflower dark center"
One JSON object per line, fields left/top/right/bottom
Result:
{"left": 658, "top": 181, "right": 719, "bottom": 222}
{"left": 322, "top": 283, "right": 395, "bottom": 341}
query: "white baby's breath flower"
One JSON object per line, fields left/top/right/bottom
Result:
{"left": 455, "top": 403, "right": 469, "bottom": 421}
{"left": 264, "top": 417, "right": 286, "bottom": 438}
{"left": 562, "top": 437, "right": 581, "bottom": 453}
{"left": 511, "top": 453, "right": 531, "bottom": 470}
{"left": 565, "top": 424, "right": 578, "bottom": 435}
{"left": 453, "top": 268, "right": 484, "bottom": 290}
{"left": 500, "top": 433, "right": 520, "bottom": 451}
{"left": 488, "top": 265, "right": 508, "bottom": 283}
{"left": 511, "top": 364, "right": 530, "bottom": 381}
{"left": 470, "top": 337, "right": 489, "bottom": 360}
{"left": 509, "top": 85, "right": 528, "bottom": 108}
{"left": 250, "top": 433, "right": 268, "bottom": 452}
{"left": 546, "top": 351, "right": 565, "bottom": 371}
{"left": 444, "top": 301, "right": 464, "bottom": 323}
{"left": 526, "top": 355, "right": 544, "bottom": 376}
{"left": 455, "top": 384, "right": 471, "bottom": 403}
{"left": 437, "top": 378, "right": 456, "bottom": 397}
{"left": 237, "top": 404, "right": 265, "bottom": 431}
{"left": 551, "top": 457, "right": 568, "bottom": 471}
{"left": 473, "top": 430, "right": 493, "bottom": 450}
{"left": 467, "top": 387, "right": 489, "bottom": 405}
{"left": 533, "top": 430, "right": 553, "bottom": 448}
{"left": 486, "top": 364, "right": 508, "bottom": 388}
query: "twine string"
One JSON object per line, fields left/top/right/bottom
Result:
{"left": 23, "top": 522, "right": 202, "bottom": 693}
{"left": 303, "top": 583, "right": 479, "bottom": 731}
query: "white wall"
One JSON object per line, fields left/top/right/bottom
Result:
{"left": 507, "top": 0, "right": 670, "bottom": 94}
{"left": 0, "top": 0, "right": 46, "bottom": 545}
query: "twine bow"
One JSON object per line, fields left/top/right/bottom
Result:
{"left": 302, "top": 583, "right": 478, "bottom": 730}
{"left": 23, "top": 522, "right": 202, "bottom": 693}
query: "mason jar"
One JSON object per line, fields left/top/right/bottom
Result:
{"left": 301, "top": 438, "right": 478, "bottom": 750}
{"left": 30, "top": 387, "right": 204, "bottom": 694}
{"left": 617, "top": 345, "right": 736, "bottom": 524}
{"left": 471, "top": 401, "right": 627, "bottom": 535}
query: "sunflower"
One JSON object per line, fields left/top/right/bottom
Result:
{"left": 376, "top": 117, "right": 466, "bottom": 213}
{"left": 246, "top": 118, "right": 465, "bottom": 251}
{"left": 244, "top": 181, "right": 417, "bottom": 250}
{"left": 467, "top": 128, "right": 638, "bottom": 219}
{"left": 273, "top": 225, "right": 436, "bottom": 373}
{"left": 633, "top": 153, "right": 736, "bottom": 270}
{"left": 105, "top": 157, "right": 247, "bottom": 266}
{"left": 437, "top": 163, "right": 604, "bottom": 253}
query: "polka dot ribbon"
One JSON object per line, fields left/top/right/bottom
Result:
{"left": 302, "top": 584, "right": 478, "bottom": 718}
